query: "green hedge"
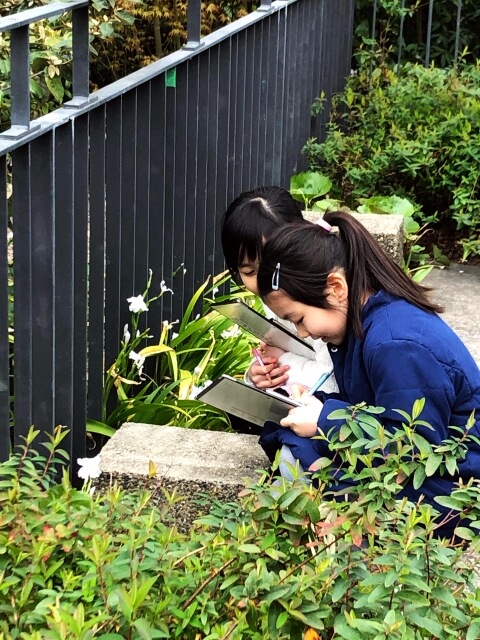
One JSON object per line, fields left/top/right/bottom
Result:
{"left": 3, "top": 407, "right": 480, "bottom": 639}
{"left": 304, "top": 62, "right": 480, "bottom": 258}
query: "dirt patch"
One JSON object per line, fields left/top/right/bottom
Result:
{"left": 420, "top": 219, "right": 480, "bottom": 266}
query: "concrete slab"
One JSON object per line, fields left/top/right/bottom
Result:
{"left": 100, "top": 422, "right": 269, "bottom": 484}
{"left": 424, "top": 264, "right": 480, "bottom": 366}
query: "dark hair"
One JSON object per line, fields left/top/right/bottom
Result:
{"left": 221, "top": 186, "right": 303, "bottom": 283}
{"left": 257, "top": 210, "right": 444, "bottom": 338}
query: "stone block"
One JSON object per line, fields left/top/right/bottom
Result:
{"left": 303, "top": 210, "right": 404, "bottom": 266}
{"left": 99, "top": 423, "right": 270, "bottom": 532}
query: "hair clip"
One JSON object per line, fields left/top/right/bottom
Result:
{"left": 272, "top": 262, "right": 281, "bottom": 291}
{"left": 316, "top": 218, "right": 333, "bottom": 233}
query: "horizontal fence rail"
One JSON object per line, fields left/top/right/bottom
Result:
{"left": 0, "top": 0, "right": 355, "bottom": 469}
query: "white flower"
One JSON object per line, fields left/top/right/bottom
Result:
{"left": 129, "top": 350, "right": 146, "bottom": 377}
{"left": 189, "top": 380, "right": 212, "bottom": 399}
{"left": 129, "top": 350, "right": 145, "bottom": 369}
{"left": 160, "top": 280, "right": 174, "bottom": 295}
{"left": 163, "top": 319, "right": 179, "bottom": 331}
{"left": 77, "top": 455, "right": 102, "bottom": 481}
{"left": 123, "top": 324, "right": 131, "bottom": 345}
{"left": 172, "top": 332, "right": 179, "bottom": 340}
{"left": 183, "top": 268, "right": 187, "bottom": 275}
{"left": 221, "top": 324, "right": 242, "bottom": 339}
{"left": 127, "top": 295, "right": 148, "bottom": 313}
{"left": 211, "top": 287, "right": 219, "bottom": 299}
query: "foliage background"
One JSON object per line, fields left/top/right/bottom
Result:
{"left": 353, "top": 0, "right": 480, "bottom": 67}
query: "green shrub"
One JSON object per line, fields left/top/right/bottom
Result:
{"left": 4, "top": 408, "right": 480, "bottom": 639}
{"left": 304, "top": 62, "right": 480, "bottom": 257}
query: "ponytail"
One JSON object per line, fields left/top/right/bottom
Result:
{"left": 257, "top": 211, "right": 443, "bottom": 338}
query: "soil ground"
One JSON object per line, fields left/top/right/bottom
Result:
{"left": 424, "top": 219, "right": 480, "bottom": 266}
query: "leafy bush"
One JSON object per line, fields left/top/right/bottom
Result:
{"left": 4, "top": 409, "right": 480, "bottom": 638}
{"left": 304, "top": 62, "right": 480, "bottom": 258}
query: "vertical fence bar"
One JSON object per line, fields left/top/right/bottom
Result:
{"left": 10, "top": 26, "right": 30, "bottom": 130}
{"left": 454, "top": 0, "right": 462, "bottom": 64}
{"left": 119, "top": 91, "right": 136, "bottom": 320}
{"left": 184, "top": 58, "right": 200, "bottom": 303}
{"left": 133, "top": 83, "right": 151, "bottom": 300}
{"left": 425, "top": 0, "right": 435, "bottom": 66}
{"left": 0, "top": 157, "right": 9, "bottom": 460}
{"left": 54, "top": 123, "right": 75, "bottom": 444}
{"left": 186, "top": 0, "right": 202, "bottom": 48}
{"left": 87, "top": 107, "right": 106, "bottom": 423}
{"left": 104, "top": 98, "right": 122, "bottom": 382}
{"left": 397, "top": 0, "right": 406, "bottom": 71}
{"left": 71, "top": 115, "right": 89, "bottom": 473}
{"left": 370, "top": 0, "right": 377, "bottom": 77}
{"left": 30, "top": 134, "right": 55, "bottom": 436}
{"left": 173, "top": 64, "right": 188, "bottom": 311}
{"left": 12, "top": 145, "right": 32, "bottom": 446}
{"left": 147, "top": 77, "right": 166, "bottom": 332}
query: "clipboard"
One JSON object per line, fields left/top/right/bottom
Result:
{"left": 196, "top": 375, "right": 301, "bottom": 427}
{"left": 211, "top": 300, "right": 316, "bottom": 360}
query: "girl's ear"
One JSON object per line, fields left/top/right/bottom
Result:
{"left": 326, "top": 271, "right": 348, "bottom": 303}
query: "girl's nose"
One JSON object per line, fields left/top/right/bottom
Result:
{"left": 297, "top": 328, "right": 310, "bottom": 339}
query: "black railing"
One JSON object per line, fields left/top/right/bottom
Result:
{"left": 0, "top": 0, "right": 355, "bottom": 468}
{"left": 367, "top": 0, "right": 469, "bottom": 69}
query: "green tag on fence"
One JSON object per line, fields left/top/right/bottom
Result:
{"left": 165, "top": 68, "right": 176, "bottom": 88}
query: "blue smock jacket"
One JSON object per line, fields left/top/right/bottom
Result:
{"left": 260, "top": 290, "right": 480, "bottom": 515}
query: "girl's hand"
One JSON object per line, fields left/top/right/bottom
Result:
{"left": 248, "top": 343, "right": 289, "bottom": 389}
{"left": 248, "top": 357, "right": 290, "bottom": 389}
{"left": 280, "top": 394, "right": 323, "bottom": 437}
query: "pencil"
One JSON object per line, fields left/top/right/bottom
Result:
{"left": 252, "top": 347, "right": 271, "bottom": 382}
{"left": 308, "top": 368, "right": 334, "bottom": 395}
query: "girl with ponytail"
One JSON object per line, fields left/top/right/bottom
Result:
{"left": 257, "top": 211, "right": 480, "bottom": 537}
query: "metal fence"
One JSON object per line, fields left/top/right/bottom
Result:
{"left": 368, "top": 0, "right": 473, "bottom": 68}
{"left": 0, "top": 0, "right": 355, "bottom": 468}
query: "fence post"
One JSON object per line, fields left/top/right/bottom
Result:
{"left": 258, "top": 0, "right": 273, "bottom": 10}
{"left": 184, "top": 0, "right": 203, "bottom": 50}
{"left": 65, "top": 3, "right": 93, "bottom": 107}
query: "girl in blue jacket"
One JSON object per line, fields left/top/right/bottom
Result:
{"left": 256, "top": 210, "right": 480, "bottom": 535}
